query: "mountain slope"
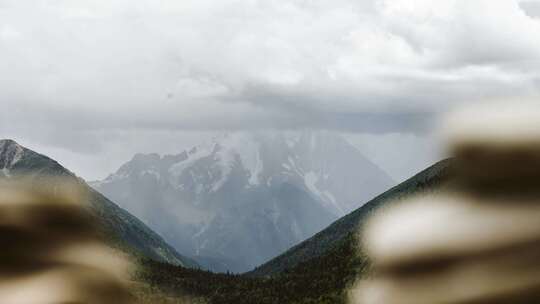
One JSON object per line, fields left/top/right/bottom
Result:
{"left": 135, "top": 159, "right": 454, "bottom": 304}
{"left": 249, "top": 159, "right": 452, "bottom": 277}
{"left": 0, "top": 139, "right": 197, "bottom": 268}
{"left": 93, "top": 131, "right": 393, "bottom": 272}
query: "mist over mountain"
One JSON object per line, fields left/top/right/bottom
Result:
{"left": 92, "top": 131, "right": 394, "bottom": 272}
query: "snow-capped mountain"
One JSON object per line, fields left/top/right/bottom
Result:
{"left": 92, "top": 131, "right": 394, "bottom": 272}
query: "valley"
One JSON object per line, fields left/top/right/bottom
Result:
{"left": 92, "top": 131, "right": 393, "bottom": 272}
{"left": 134, "top": 159, "right": 452, "bottom": 303}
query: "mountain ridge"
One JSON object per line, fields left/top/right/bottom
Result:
{"left": 0, "top": 139, "right": 198, "bottom": 268}
{"left": 249, "top": 158, "right": 452, "bottom": 277}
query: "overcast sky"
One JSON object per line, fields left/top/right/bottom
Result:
{"left": 2, "top": 0, "right": 540, "bottom": 181}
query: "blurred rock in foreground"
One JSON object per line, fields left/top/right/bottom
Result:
{"left": 352, "top": 102, "right": 540, "bottom": 304}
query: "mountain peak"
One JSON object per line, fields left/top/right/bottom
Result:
{"left": 131, "top": 153, "right": 161, "bottom": 163}
{"left": 0, "top": 139, "right": 22, "bottom": 149}
{"left": 95, "top": 130, "right": 395, "bottom": 272}
{"left": 0, "top": 139, "right": 196, "bottom": 267}
{"left": 0, "top": 139, "right": 25, "bottom": 169}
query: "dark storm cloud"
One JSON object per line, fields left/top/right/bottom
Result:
{"left": 235, "top": 83, "right": 436, "bottom": 133}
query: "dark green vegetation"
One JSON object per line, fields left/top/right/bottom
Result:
{"left": 136, "top": 234, "right": 365, "bottom": 304}
{"left": 136, "top": 159, "right": 452, "bottom": 303}
{"left": 0, "top": 139, "right": 197, "bottom": 267}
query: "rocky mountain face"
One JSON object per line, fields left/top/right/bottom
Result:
{"left": 93, "top": 131, "right": 394, "bottom": 272}
{"left": 0, "top": 139, "right": 197, "bottom": 268}
{"left": 249, "top": 159, "right": 452, "bottom": 277}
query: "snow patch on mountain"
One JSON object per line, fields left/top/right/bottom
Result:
{"left": 214, "top": 134, "right": 264, "bottom": 187}
{"left": 304, "top": 171, "right": 345, "bottom": 214}
{"left": 140, "top": 169, "right": 161, "bottom": 180}
{"left": 170, "top": 144, "right": 215, "bottom": 177}
{"left": 220, "top": 134, "right": 263, "bottom": 186}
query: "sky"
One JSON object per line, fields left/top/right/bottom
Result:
{"left": 2, "top": 0, "right": 540, "bottom": 181}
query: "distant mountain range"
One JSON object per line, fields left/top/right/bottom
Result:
{"left": 92, "top": 131, "right": 394, "bottom": 272}
{"left": 136, "top": 159, "right": 453, "bottom": 304}
{"left": 0, "top": 139, "right": 198, "bottom": 268}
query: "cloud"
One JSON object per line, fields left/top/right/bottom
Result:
{"left": 1, "top": 0, "right": 540, "bottom": 178}
{"left": 520, "top": 0, "right": 540, "bottom": 18}
{"left": 2, "top": 1, "right": 540, "bottom": 132}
